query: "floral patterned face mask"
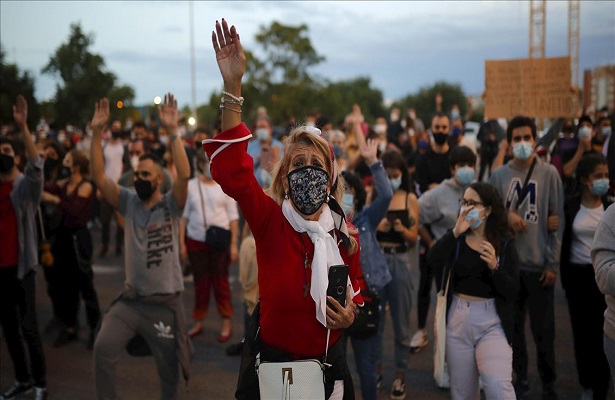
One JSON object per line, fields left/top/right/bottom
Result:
{"left": 287, "top": 166, "right": 330, "bottom": 215}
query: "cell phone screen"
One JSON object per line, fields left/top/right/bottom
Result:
{"left": 327, "top": 264, "right": 348, "bottom": 309}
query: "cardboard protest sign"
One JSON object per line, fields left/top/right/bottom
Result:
{"left": 485, "top": 56, "right": 573, "bottom": 118}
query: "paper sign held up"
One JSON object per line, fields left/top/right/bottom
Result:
{"left": 484, "top": 56, "right": 573, "bottom": 119}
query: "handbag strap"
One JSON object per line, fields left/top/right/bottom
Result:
{"left": 37, "top": 205, "right": 47, "bottom": 241}
{"left": 509, "top": 157, "right": 537, "bottom": 211}
{"left": 196, "top": 179, "right": 208, "bottom": 229}
{"left": 441, "top": 234, "right": 463, "bottom": 297}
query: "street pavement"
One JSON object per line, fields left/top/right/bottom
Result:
{"left": 1, "top": 224, "right": 613, "bottom": 400}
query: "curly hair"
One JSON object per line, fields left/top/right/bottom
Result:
{"left": 467, "top": 182, "right": 512, "bottom": 255}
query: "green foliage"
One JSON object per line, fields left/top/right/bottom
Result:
{"left": 42, "top": 23, "right": 134, "bottom": 127}
{"left": 0, "top": 45, "right": 40, "bottom": 128}
{"left": 396, "top": 81, "right": 468, "bottom": 124}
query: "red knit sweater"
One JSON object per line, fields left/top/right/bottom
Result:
{"left": 203, "top": 123, "right": 363, "bottom": 357}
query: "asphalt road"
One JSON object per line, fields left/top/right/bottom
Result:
{"left": 1, "top": 224, "right": 613, "bottom": 400}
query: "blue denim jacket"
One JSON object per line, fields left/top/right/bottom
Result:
{"left": 9, "top": 156, "right": 44, "bottom": 279}
{"left": 353, "top": 161, "right": 393, "bottom": 291}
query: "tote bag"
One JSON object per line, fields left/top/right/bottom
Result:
{"left": 433, "top": 236, "right": 462, "bottom": 389}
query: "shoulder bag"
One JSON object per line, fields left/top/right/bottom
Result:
{"left": 197, "top": 179, "right": 231, "bottom": 250}
{"left": 433, "top": 235, "right": 462, "bottom": 389}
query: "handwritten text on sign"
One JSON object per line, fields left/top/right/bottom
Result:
{"left": 485, "top": 57, "right": 572, "bottom": 118}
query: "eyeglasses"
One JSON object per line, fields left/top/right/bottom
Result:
{"left": 433, "top": 125, "right": 448, "bottom": 130}
{"left": 459, "top": 198, "right": 483, "bottom": 207}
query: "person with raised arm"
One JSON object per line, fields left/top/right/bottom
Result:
{"left": 205, "top": 19, "right": 363, "bottom": 399}
{"left": 90, "top": 94, "right": 192, "bottom": 400}
{"left": 0, "top": 96, "right": 48, "bottom": 400}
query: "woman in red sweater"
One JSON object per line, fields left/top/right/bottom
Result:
{"left": 204, "top": 19, "right": 363, "bottom": 399}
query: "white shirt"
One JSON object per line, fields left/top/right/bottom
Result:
{"left": 182, "top": 177, "right": 239, "bottom": 242}
{"left": 570, "top": 204, "right": 604, "bottom": 265}
{"left": 103, "top": 140, "right": 125, "bottom": 183}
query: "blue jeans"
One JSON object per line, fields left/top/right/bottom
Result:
{"left": 376, "top": 251, "right": 413, "bottom": 378}
{"left": 343, "top": 332, "right": 379, "bottom": 400}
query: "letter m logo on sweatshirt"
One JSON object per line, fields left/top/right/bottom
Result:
{"left": 505, "top": 178, "right": 538, "bottom": 224}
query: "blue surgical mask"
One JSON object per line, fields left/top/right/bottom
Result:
{"left": 204, "top": 162, "right": 212, "bottom": 179}
{"left": 418, "top": 139, "right": 429, "bottom": 149}
{"left": 512, "top": 141, "right": 534, "bottom": 160}
{"left": 389, "top": 177, "right": 402, "bottom": 191}
{"left": 341, "top": 193, "right": 354, "bottom": 215}
{"left": 591, "top": 178, "right": 609, "bottom": 196}
{"left": 452, "top": 127, "right": 462, "bottom": 137}
{"left": 578, "top": 126, "right": 592, "bottom": 140}
{"left": 256, "top": 128, "right": 269, "bottom": 142}
{"left": 455, "top": 166, "right": 475, "bottom": 186}
{"left": 602, "top": 127, "right": 612, "bottom": 137}
{"left": 332, "top": 145, "right": 344, "bottom": 159}
{"left": 451, "top": 110, "right": 460, "bottom": 119}
{"left": 465, "top": 207, "right": 485, "bottom": 229}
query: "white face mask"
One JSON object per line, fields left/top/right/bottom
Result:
{"left": 375, "top": 124, "right": 387, "bottom": 135}
{"left": 159, "top": 135, "right": 169, "bottom": 145}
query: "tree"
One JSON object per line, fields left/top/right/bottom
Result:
{"left": 42, "top": 23, "right": 134, "bottom": 126}
{"left": 396, "top": 81, "right": 468, "bottom": 123}
{"left": 0, "top": 45, "right": 40, "bottom": 127}
{"left": 254, "top": 22, "right": 324, "bottom": 84}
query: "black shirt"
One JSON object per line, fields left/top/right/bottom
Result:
{"left": 415, "top": 148, "right": 450, "bottom": 195}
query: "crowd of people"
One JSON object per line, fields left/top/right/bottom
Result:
{"left": 1, "top": 17, "right": 614, "bottom": 400}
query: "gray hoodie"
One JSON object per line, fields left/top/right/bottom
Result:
{"left": 591, "top": 203, "right": 615, "bottom": 342}
{"left": 418, "top": 177, "right": 466, "bottom": 241}
{"left": 489, "top": 158, "right": 564, "bottom": 272}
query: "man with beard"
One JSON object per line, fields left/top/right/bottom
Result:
{"left": 90, "top": 94, "right": 192, "bottom": 400}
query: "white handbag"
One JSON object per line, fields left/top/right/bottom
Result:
{"left": 433, "top": 279, "right": 450, "bottom": 389}
{"left": 256, "top": 330, "right": 331, "bottom": 399}
{"left": 433, "top": 235, "right": 462, "bottom": 389}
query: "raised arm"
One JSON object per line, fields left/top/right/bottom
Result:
{"left": 158, "top": 93, "right": 190, "bottom": 208}
{"left": 212, "top": 18, "right": 246, "bottom": 132}
{"left": 90, "top": 98, "right": 120, "bottom": 208}
{"left": 13, "top": 95, "right": 38, "bottom": 162}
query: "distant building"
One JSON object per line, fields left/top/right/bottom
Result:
{"left": 583, "top": 65, "right": 615, "bottom": 111}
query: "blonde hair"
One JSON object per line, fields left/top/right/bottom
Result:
{"left": 268, "top": 125, "right": 358, "bottom": 255}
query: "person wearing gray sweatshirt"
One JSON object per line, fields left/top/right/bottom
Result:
{"left": 591, "top": 203, "right": 615, "bottom": 394}
{"left": 489, "top": 116, "right": 564, "bottom": 400}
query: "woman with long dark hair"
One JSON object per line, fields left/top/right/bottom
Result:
{"left": 41, "top": 149, "right": 101, "bottom": 350}
{"left": 561, "top": 153, "right": 611, "bottom": 399}
{"left": 429, "top": 182, "right": 519, "bottom": 399}
{"left": 374, "top": 150, "right": 419, "bottom": 399}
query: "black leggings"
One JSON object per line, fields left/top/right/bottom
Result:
{"left": 416, "top": 247, "right": 434, "bottom": 329}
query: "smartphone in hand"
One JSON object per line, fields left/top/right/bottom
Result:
{"left": 327, "top": 264, "right": 348, "bottom": 309}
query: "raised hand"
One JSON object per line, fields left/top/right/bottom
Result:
{"left": 360, "top": 138, "right": 378, "bottom": 165}
{"left": 91, "top": 98, "right": 110, "bottom": 131}
{"left": 13, "top": 95, "right": 28, "bottom": 127}
{"left": 453, "top": 205, "right": 474, "bottom": 237}
{"left": 212, "top": 19, "right": 246, "bottom": 87}
{"left": 158, "top": 93, "right": 178, "bottom": 133}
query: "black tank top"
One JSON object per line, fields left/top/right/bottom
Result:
{"left": 377, "top": 193, "right": 413, "bottom": 245}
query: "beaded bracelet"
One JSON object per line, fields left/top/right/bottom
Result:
{"left": 220, "top": 103, "right": 242, "bottom": 114}
{"left": 221, "top": 91, "right": 244, "bottom": 106}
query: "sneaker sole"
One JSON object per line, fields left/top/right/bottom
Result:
{"left": 410, "top": 340, "right": 428, "bottom": 353}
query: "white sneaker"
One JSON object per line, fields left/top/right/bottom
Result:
{"left": 390, "top": 378, "right": 406, "bottom": 400}
{"left": 410, "top": 329, "right": 428, "bottom": 353}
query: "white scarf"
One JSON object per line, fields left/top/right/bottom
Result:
{"left": 282, "top": 199, "right": 355, "bottom": 327}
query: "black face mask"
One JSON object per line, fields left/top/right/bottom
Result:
{"left": 433, "top": 132, "right": 449, "bottom": 145}
{"left": 0, "top": 154, "right": 15, "bottom": 173}
{"left": 58, "top": 166, "right": 71, "bottom": 179}
{"left": 44, "top": 158, "right": 59, "bottom": 176}
{"left": 111, "top": 131, "right": 123, "bottom": 140}
{"left": 134, "top": 179, "right": 155, "bottom": 201}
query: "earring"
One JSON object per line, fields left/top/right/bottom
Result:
{"left": 284, "top": 192, "right": 289, "bottom": 200}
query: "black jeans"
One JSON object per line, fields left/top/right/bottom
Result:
{"left": 416, "top": 244, "right": 434, "bottom": 329}
{"left": 512, "top": 270, "right": 556, "bottom": 387}
{"left": 563, "top": 263, "right": 611, "bottom": 399}
{"left": 0, "top": 267, "right": 47, "bottom": 387}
